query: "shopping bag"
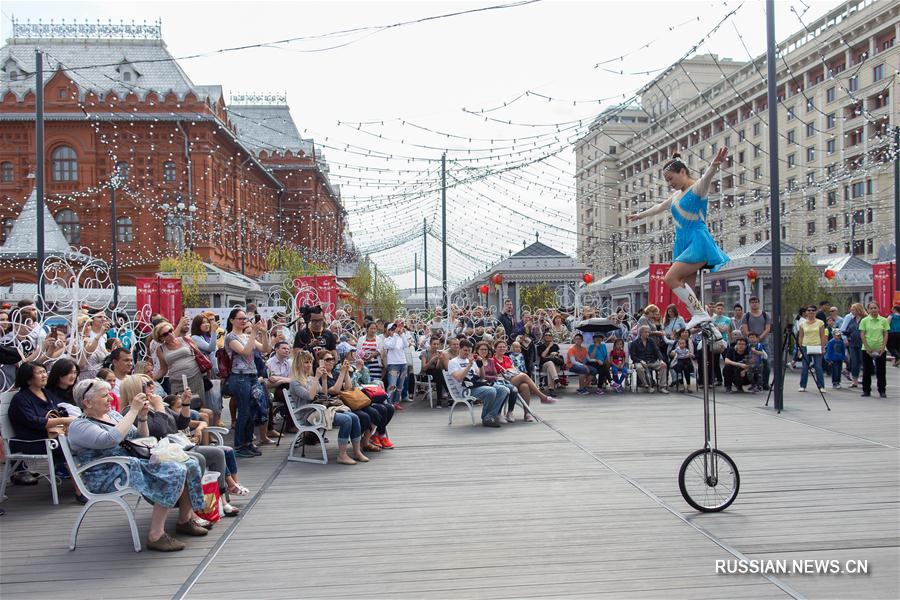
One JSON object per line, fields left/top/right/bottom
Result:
{"left": 196, "top": 471, "right": 221, "bottom": 524}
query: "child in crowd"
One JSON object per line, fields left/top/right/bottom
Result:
{"left": 609, "top": 338, "right": 628, "bottom": 392}
{"left": 824, "top": 329, "right": 846, "bottom": 389}
{"left": 336, "top": 334, "right": 354, "bottom": 361}
{"left": 508, "top": 341, "right": 526, "bottom": 374}
{"left": 746, "top": 332, "right": 768, "bottom": 392}
{"left": 669, "top": 338, "right": 694, "bottom": 392}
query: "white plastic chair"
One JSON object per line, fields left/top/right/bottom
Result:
{"left": 58, "top": 434, "right": 143, "bottom": 552}
{"left": 285, "top": 393, "right": 329, "bottom": 464}
{"left": 0, "top": 392, "right": 60, "bottom": 505}
{"left": 442, "top": 371, "right": 476, "bottom": 427}
{"left": 412, "top": 359, "right": 435, "bottom": 408}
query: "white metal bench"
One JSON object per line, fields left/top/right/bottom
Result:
{"left": 412, "top": 359, "right": 435, "bottom": 408}
{"left": 285, "top": 393, "right": 329, "bottom": 464}
{"left": 58, "top": 434, "right": 143, "bottom": 552}
{"left": 0, "top": 392, "right": 60, "bottom": 505}
{"left": 442, "top": 371, "right": 476, "bottom": 426}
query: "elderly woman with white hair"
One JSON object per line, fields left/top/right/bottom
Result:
{"left": 66, "top": 378, "right": 208, "bottom": 552}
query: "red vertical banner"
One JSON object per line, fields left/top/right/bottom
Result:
{"left": 648, "top": 263, "right": 689, "bottom": 319}
{"left": 294, "top": 276, "right": 317, "bottom": 311}
{"left": 872, "top": 262, "right": 895, "bottom": 316}
{"left": 316, "top": 275, "right": 338, "bottom": 318}
{"left": 158, "top": 278, "right": 183, "bottom": 324}
{"left": 135, "top": 278, "right": 157, "bottom": 326}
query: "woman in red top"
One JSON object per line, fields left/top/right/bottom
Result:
{"left": 491, "top": 339, "right": 552, "bottom": 423}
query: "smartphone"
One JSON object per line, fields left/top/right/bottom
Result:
{"left": 254, "top": 314, "right": 262, "bottom": 323}
{"left": 181, "top": 374, "right": 189, "bottom": 394}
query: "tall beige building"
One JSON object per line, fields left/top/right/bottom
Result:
{"left": 576, "top": 0, "right": 898, "bottom": 277}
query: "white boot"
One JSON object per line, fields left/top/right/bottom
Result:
{"left": 672, "top": 283, "right": 711, "bottom": 329}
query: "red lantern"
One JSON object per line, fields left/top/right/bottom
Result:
{"left": 824, "top": 268, "right": 836, "bottom": 280}
{"left": 491, "top": 273, "right": 503, "bottom": 285}
{"left": 582, "top": 273, "right": 594, "bottom": 284}
{"left": 746, "top": 268, "right": 757, "bottom": 282}
{"left": 479, "top": 284, "right": 490, "bottom": 295}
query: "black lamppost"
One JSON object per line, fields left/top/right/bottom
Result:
{"left": 109, "top": 172, "right": 125, "bottom": 307}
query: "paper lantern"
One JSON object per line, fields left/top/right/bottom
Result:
{"left": 479, "top": 284, "right": 490, "bottom": 295}
{"left": 491, "top": 273, "right": 503, "bottom": 285}
{"left": 582, "top": 273, "right": 594, "bottom": 284}
{"left": 824, "top": 268, "right": 836, "bottom": 280}
{"left": 746, "top": 268, "right": 757, "bottom": 282}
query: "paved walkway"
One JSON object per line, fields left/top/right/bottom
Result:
{"left": 1, "top": 371, "right": 897, "bottom": 599}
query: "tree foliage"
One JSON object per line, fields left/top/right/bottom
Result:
{"left": 781, "top": 253, "right": 847, "bottom": 323}
{"left": 265, "top": 247, "right": 325, "bottom": 307}
{"left": 520, "top": 283, "right": 556, "bottom": 310}
{"left": 159, "top": 250, "right": 207, "bottom": 308}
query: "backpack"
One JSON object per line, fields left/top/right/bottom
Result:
{"left": 216, "top": 347, "right": 232, "bottom": 380}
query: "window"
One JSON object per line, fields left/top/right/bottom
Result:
{"left": 754, "top": 144, "right": 761, "bottom": 158}
{"left": 57, "top": 88, "right": 67, "bottom": 100}
{"left": 806, "top": 99, "right": 814, "bottom": 113}
{"left": 806, "top": 196, "right": 816, "bottom": 211}
{"left": 1, "top": 217, "right": 12, "bottom": 243}
{"left": 787, "top": 154, "right": 795, "bottom": 168}
{"left": 827, "top": 244, "right": 837, "bottom": 254}
{"left": 754, "top": 231, "right": 763, "bottom": 243}
{"left": 739, "top": 215, "right": 747, "bottom": 227}
{"left": 116, "top": 217, "right": 133, "bottom": 243}
{"left": 867, "top": 179, "right": 874, "bottom": 195}
{"left": 608, "top": 146, "right": 616, "bottom": 155}
{"left": 848, "top": 75, "right": 859, "bottom": 92}
{"left": 827, "top": 216, "right": 837, "bottom": 232}
{"left": 827, "top": 191, "right": 836, "bottom": 206}
{"left": 753, "top": 122, "right": 761, "bottom": 137}
{"left": 806, "top": 147, "right": 815, "bottom": 162}
{"left": 787, "top": 106, "right": 795, "bottom": 121}
{"left": 51, "top": 146, "right": 78, "bottom": 181}
{"left": 867, "top": 239, "right": 873, "bottom": 255}
{"left": 738, "top": 129, "right": 745, "bottom": 141}
{"left": 826, "top": 139, "right": 835, "bottom": 154}
{"left": 826, "top": 113, "right": 835, "bottom": 128}
{"left": 787, "top": 130, "right": 796, "bottom": 144}
{"left": 115, "top": 161, "right": 129, "bottom": 180}
{"left": 738, "top": 151, "right": 745, "bottom": 163}
{"left": 851, "top": 182, "right": 865, "bottom": 198}
{"left": 807, "top": 221, "right": 816, "bottom": 235}
{"left": 787, "top": 177, "right": 796, "bottom": 190}
{"left": 55, "top": 209, "right": 80, "bottom": 244}
{"left": 0, "top": 161, "right": 12, "bottom": 183}
{"left": 163, "top": 161, "right": 177, "bottom": 182}
{"left": 873, "top": 64, "right": 884, "bottom": 82}
{"left": 123, "top": 71, "right": 131, "bottom": 82}
{"left": 826, "top": 87, "right": 835, "bottom": 103}
{"left": 739, "top": 235, "right": 747, "bottom": 246}
{"left": 754, "top": 166, "right": 762, "bottom": 180}
{"left": 806, "top": 122, "right": 815, "bottom": 137}
{"left": 806, "top": 171, "right": 815, "bottom": 184}
{"left": 738, "top": 172, "right": 746, "bottom": 185}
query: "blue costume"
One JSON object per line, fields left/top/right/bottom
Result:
{"left": 670, "top": 187, "right": 729, "bottom": 271}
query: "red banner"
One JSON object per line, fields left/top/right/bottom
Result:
{"left": 872, "top": 262, "right": 895, "bottom": 317}
{"left": 135, "top": 277, "right": 183, "bottom": 325}
{"left": 648, "top": 264, "right": 689, "bottom": 319}
{"left": 293, "top": 276, "right": 318, "bottom": 312}
{"left": 316, "top": 275, "right": 338, "bottom": 318}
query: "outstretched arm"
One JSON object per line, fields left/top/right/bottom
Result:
{"left": 626, "top": 197, "right": 672, "bottom": 222}
{"left": 693, "top": 147, "right": 728, "bottom": 197}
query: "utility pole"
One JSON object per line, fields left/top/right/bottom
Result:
{"left": 441, "top": 152, "right": 448, "bottom": 313}
{"left": 894, "top": 126, "right": 899, "bottom": 295}
{"left": 766, "top": 0, "right": 783, "bottom": 412}
{"left": 423, "top": 218, "right": 429, "bottom": 309}
{"left": 35, "top": 50, "right": 45, "bottom": 304}
{"left": 414, "top": 253, "right": 418, "bottom": 294}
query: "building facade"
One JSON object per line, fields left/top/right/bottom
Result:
{"left": 0, "top": 21, "right": 345, "bottom": 286}
{"left": 576, "top": 0, "right": 898, "bottom": 278}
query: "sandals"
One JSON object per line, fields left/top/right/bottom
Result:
{"left": 223, "top": 503, "right": 240, "bottom": 517}
{"left": 227, "top": 484, "right": 250, "bottom": 496}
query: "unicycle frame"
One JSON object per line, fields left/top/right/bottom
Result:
{"left": 698, "top": 269, "right": 719, "bottom": 484}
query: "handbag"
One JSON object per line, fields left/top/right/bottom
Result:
{"left": 85, "top": 416, "right": 157, "bottom": 459}
{"left": 805, "top": 345, "right": 823, "bottom": 355}
{"left": 184, "top": 337, "right": 212, "bottom": 373}
{"left": 167, "top": 432, "right": 197, "bottom": 452}
{"left": 360, "top": 385, "right": 389, "bottom": 403}
{"left": 339, "top": 388, "right": 372, "bottom": 410}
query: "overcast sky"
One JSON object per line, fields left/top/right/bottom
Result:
{"left": 3, "top": 0, "right": 846, "bottom": 289}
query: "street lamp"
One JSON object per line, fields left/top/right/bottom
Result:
{"left": 160, "top": 199, "right": 197, "bottom": 254}
{"left": 109, "top": 172, "right": 125, "bottom": 308}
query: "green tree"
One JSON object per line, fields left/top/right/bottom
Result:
{"left": 265, "top": 247, "right": 325, "bottom": 307}
{"left": 371, "top": 271, "right": 401, "bottom": 321}
{"left": 346, "top": 261, "right": 373, "bottom": 311}
{"left": 520, "top": 283, "right": 556, "bottom": 310}
{"left": 159, "top": 250, "right": 207, "bottom": 308}
{"left": 781, "top": 253, "right": 819, "bottom": 324}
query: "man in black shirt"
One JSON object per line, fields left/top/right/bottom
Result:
{"left": 723, "top": 337, "right": 751, "bottom": 392}
{"left": 293, "top": 308, "right": 336, "bottom": 354}
{"left": 630, "top": 326, "right": 669, "bottom": 393}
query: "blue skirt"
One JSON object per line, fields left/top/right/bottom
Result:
{"left": 672, "top": 225, "right": 729, "bottom": 272}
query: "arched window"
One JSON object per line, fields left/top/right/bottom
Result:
{"left": 163, "top": 161, "right": 177, "bottom": 182}
{"left": 0, "top": 161, "right": 13, "bottom": 183}
{"left": 51, "top": 146, "right": 78, "bottom": 181}
{"left": 116, "top": 216, "right": 133, "bottom": 243}
{"left": 55, "top": 209, "right": 80, "bottom": 244}
{"left": 1, "top": 217, "right": 13, "bottom": 243}
{"left": 122, "top": 71, "right": 131, "bottom": 82}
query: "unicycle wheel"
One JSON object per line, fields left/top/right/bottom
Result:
{"left": 678, "top": 448, "right": 740, "bottom": 512}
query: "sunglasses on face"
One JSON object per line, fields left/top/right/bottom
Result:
{"left": 161, "top": 329, "right": 174, "bottom": 337}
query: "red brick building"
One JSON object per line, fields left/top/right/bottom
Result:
{"left": 0, "top": 22, "right": 345, "bottom": 286}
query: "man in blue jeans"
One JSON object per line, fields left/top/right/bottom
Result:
{"left": 447, "top": 340, "right": 508, "bottom": 427}
{"left": 383, "top": 320, "right": 409, "bottom": 408}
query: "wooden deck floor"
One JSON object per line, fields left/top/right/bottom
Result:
{"left": 1, "top": 370, "right": 897, "bottom": 600}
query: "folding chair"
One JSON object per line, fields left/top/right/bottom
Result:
{"left": 0, "top": 393, "right": 60, "bottom": 505}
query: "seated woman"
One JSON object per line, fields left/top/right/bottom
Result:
{"left": 548, "top": 314, "right": 572, "bottom": 344}
{"left": 323, "top": 350, "right": 382, "bottom": 454}
{"left": 566, "top": 334, "right": 598, "bottom": 395}
{"left": 8, "top": 362, "right": 79, "bottom": 488}
{"left": 67, "top": 378, "right": 207, "bottom": 552}
{"left": 45, "top": 357, "right": 81, "bottom": 415}
{"left": 289, "top": 350, "right": 366, "bottom": 465}
{"left": 586, "top": 337, "right": 611, "bottom": 391}
{"left": 347, "top": 349, "right": 395, "bottom": 449}
{"left": 119, "top": 374, "right": 244, "bottom": 515}
{"left": 536, "top": 332, "right": 564, "bottom": 396}
{"left": 474, "top": 341, "right": 517, "bottom": 424}
{"left": 491, "top": 339, "right": 552, "bottom": 423}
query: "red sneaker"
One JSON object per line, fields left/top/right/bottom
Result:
{"left": 378, "top": 436, "right": 395, "bottom": 449}
{"left": 369, "top": 435, "right": 384, "bottom": 448}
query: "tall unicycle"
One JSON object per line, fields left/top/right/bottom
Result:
{"left": 678, "top": 270, "right": 740, "bottom": 512}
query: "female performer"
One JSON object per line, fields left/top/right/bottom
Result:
{"left": 628, "top": 148, "right": 730, "bottom": 330}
